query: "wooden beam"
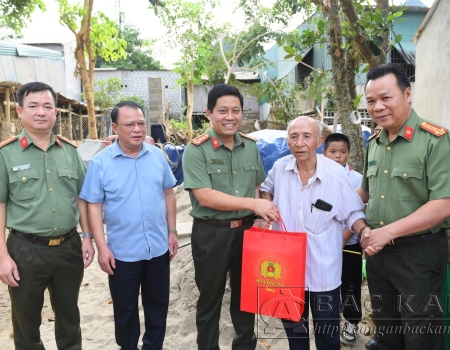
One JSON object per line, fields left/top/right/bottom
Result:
{"left": 5, "top": 89, "right": 10, "bottom": 124}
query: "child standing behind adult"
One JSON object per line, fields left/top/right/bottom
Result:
{"left": 323, "top": 133, "right": 363, "bottom": 346}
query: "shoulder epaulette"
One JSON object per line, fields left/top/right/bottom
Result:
{"left": 190, "top": 134, "right": 210, "bottom": 146}
{"left": 0, "top": 136, "right": 18, "bottom": 148}
{"left": 238, "top": 132, "right": 257, "bottom": 142}
{"left": 419, "top": 122, "right": 448, "bottom": 137}
{"left": 368, "top": 128, "right": 382, "bottom": 141}
{"left": 57, "top": 135, "right": 78, "bottom": 147}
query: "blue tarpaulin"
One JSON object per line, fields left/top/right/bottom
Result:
{"left": 250, "top": 125, "right": 371, "bottom": 175}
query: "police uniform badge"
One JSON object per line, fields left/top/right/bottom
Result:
{"left": 190, "top": 134, "right": 210, "bottom": 146}
{"left": 419, "top": 122, "right": 448, "bottom": 137}
{"left": 57, "top": 135, "right": 79, "bottom": 147}
{"left": 0, "top": 136, "right": 18, "bottom": 148}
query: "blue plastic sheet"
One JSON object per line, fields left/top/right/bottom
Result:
{"left": 162, "top": 143, "right": 185, "bottom": 187}
{"left": 250, "top": 125, "right": 372, "bottom": 175}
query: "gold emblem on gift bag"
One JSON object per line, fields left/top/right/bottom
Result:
{"left": 260, "top": 261, "right": 282, "bottom": 280}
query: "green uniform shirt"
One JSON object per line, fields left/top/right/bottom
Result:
{"left": 183, "top": 128, "right": 266, "bottom": 220}
{"left": 361, "top": 111, "right": 450, "bottom": 234}
{"left": 0, "top": 130, "right": 86, "bottom": 237}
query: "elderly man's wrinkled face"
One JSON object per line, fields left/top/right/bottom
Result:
{"left": 287, "top": 118, "right": 322, "bottom": 163}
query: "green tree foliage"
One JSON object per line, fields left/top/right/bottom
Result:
{"left": 152, "top": 0, "right": 222, "bottom": 139}
{"left": 0, "top": 0, "right": 45, "bottom": 32}
{"left": 278, "top": 0, "right": 405, "bottom": 172}
{"left": 96, "top": 15, "right": 163, "bottom": 70}
{"left": 58, "top": 0, "right": 127, "bottom": 139}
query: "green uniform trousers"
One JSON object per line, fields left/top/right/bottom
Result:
{"left": 191, "top": 219, "right": 256, "bottom": 350}
{"left": 367, "top": 235, "right": 447, "bottom": 350}
{"left": 7, "top": 232, "right": 84, "bottom": 350}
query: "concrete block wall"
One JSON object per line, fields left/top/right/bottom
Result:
{"left": 94, "top": 70, "right": 181, "bottom": 118}
{"left": 148, "top": 77, "right": 165, "bottom": 123}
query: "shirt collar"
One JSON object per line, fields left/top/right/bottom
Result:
{"left": 378, "top": 110, "right": 418, "bottom": 144}
{"left": 344, "top": 163, "right": 350, "bottom": 174}
{"left": 18, "top": 129, "right": 57, "bottom": 151}
{"left": 284, "top": 154, "right": 323, "bottom": 184}
{"left": 208, "top": 128, "right": 243, "bottom": 151}
{"left": 111, "top": 139, "right": 150, "bottom": 158}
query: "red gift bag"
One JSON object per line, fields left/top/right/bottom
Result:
{"left": 240, "top": 220, "right": 307, "bottom": 322}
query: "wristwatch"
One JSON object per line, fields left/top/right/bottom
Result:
{"left": 80, "top": 232, "right": 93, "bottom": 238}
{"left": 168, "top": 229, "right": 178, "bottom": 236}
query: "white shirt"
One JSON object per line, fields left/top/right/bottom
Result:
{"left": 260, "top": 154, "right": 365, "bottom": 292}
{"left": 344, "top": 164, "right": 363, "bottom": 245}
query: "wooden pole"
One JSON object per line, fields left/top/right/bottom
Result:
{"left": 5, "top": 89, "right": 10, "bottom": 124}
{"left": 68, "top": 102, "right": 73, "bottom": 140}
{"left": 58, "top": 110, "right": 62, "bottom": 135}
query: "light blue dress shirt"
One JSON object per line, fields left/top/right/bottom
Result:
{"left": 80, "top": 141, "right": 176, "bottom": 262}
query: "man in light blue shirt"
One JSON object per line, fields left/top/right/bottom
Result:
{"left": 80, "top": 101, "right": 177, "bottom": 350}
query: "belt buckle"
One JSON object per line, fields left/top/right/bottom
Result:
{"left": 48, "top": 237, "right": 64, "bottom": 246}
{"left": 230, "top": 220, "right": 242, "bottom": 228}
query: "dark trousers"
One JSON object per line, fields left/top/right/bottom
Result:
{"left": 109, "top": 251, "right": 170, "bottom": 350}
{"left": 282, "top": 286, "right": 341, "bottom": 350}
{"left": 367, "top": 235, "right": 447, "bottom": 350}
{"left": 191, "top": 219, "right": 257, "bottom": 350}
{"left": 7, "top": 232, "right": 84, "bottom": 350}
{"left": 341, "top": 243, "right": 362, "bottom": 325}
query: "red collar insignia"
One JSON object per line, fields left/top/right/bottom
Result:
{"left": 403, "top": 126, "right": 414, "bottom": 141}
{"left": 54, "top": 135, "right": 63, "bottom": 147}
{"left": 212, "top": 136, "right": 220, "bottom": 150}
{"left": 20, "top": 136, "right": 28, "bottom": 149}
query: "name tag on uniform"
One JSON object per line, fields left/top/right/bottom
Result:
{"left": 12, "top": 164, "right": 32, "bottom": 172}
{"left": 210, "top": 159, "right": 224, "bottom": 165}
{"left": 368, "top": 160, "right": 376, "bottom": 166}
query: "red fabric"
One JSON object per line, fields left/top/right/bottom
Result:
{"left": 240, "top": 222, "right": 307, "bottom": 322}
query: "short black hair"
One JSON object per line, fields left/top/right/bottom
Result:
{"left": 111, "top": 100, "right": 145, "bottom": 124}
{"left": 365, "top": 63, "right": 411, "bottom": 92}
{"left": 17, "top": 82, "right": 57, "bottom": 107}
{"left": 324, "top": 133, "right": 351, "bottom": 151}
{"left": 207, "top": 84, "right": 243, "bottom": 112}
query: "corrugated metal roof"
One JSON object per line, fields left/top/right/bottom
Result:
{"left": 394, "top": 42, "right": 416, "bottom": 65}
{"left": 0, "top": 55, "right": 66, "bottom": 93}
{"left": 234, "top": 71, "right": 259, "bottom": 81}
{"left": 0, "top": 40, "right": 63, "bottom": 60}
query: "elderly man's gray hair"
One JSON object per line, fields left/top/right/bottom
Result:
{"left": 287, "top": 116, "right": 323, "bottom": 141}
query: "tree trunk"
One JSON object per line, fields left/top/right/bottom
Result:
{"left": 77, "top": 0, "right": 97, "bottom": 140}
{"left": 327, "top": 0, "right": 365, "bottom": 173}
{"left": 340, "top": 0, "right": 389, "bottom": 68}
{"left": 185, "top": 79, "right": 194, "bottom": 140}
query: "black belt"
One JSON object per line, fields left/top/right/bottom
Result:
{"left": 195, "top": 215, "right": 254, "bottom": 229}
{"left": 387, "top": 229, "right": 446, "bottom": 245}
{"left": 11, "top": 227, "right": 78, "bottom": 246}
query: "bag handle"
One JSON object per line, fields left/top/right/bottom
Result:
{"left": 162, "top": 142, "right": 181, "bottom": 173}
{"left": 260, "top": 216, "right": 287, "bottom": 241}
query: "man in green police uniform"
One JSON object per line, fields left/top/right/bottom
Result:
{"left": 182, "top": 84, "right": 279, "bottom": 350}
{"left": 358, "top": 64, "right": 450, "bottom": 350}
{"left": 0, "top": 82, "right": 94, "bottom": 350}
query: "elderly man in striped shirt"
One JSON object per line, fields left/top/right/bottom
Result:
{"left": 260, "top": 116, "right": 368, "bottom": 350}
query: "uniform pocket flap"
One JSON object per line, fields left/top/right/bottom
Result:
{"left": 366, "top": 165, "right": 378, "bottom": 178}
{"left": 391, "top": 166, "right": 423, "bottom": 180}
{"left": 57, "top": 168, "right": 78, "bottom": 180}
{"left": 207, "top": 164, "right": 228, "bottom": 175}
{"left": 243, "top": 162, "right": 259, "bottom": 172}
{"left": 9, "top": 169, "right": 39, "bottom": 183}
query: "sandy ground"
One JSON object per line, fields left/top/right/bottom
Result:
{"left": 0, "top": 186, "right": 374, "bottom": 349}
